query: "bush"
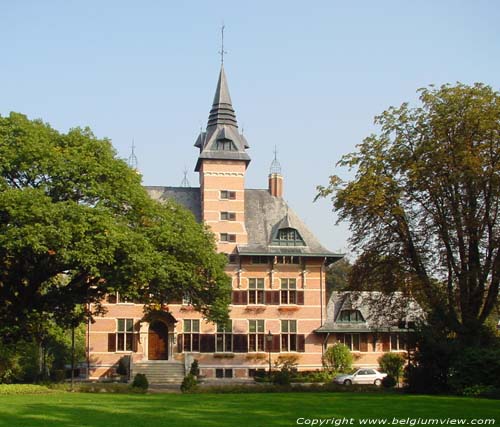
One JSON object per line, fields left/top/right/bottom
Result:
{"left": 272, "top": 355, "right": 299, "bottom": 386}
{"left": 382, "top": 375, "right": 397, "bottom": 388}
{"left": 322, "top": 343, "right": 353, "bottom": 373}
{"left": 0, "top": 384, "right": 54, "bottom": 395}
{"left": 189, "top": 359, "right": 200, "bottom": 377}
{"left": 52, "top": 369, "right": 66, "bottom": 383}
{"left": 116, "top": 356, "right": 129, "bottom": 378}
{"left": 181, "top": 373, "right": 198, "bottom": 393}
{"left": 131, "top": 373, "right": 148, "bottom": 390}
{"left": 378, "top": 353, "right": 405, "bottom": 381}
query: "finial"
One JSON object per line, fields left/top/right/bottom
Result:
{"left": 269, "top": 145, "right": 282, "bottom": 174}
{"left": 181, "top": 167, "right": 191, "bottom": 187}
{"left": 218, "top": 24, "right": 227, "bottom": 65}
{"left": 128, "top": 139, "right": 139, "bottom": 170}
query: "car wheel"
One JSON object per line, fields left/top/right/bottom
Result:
{"left": 374, "top": 379, "right": 382, "bottom": 386}
{"left": 344, "top": 379, "right": 352, "bottom": 386}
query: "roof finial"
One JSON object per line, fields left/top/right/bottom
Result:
{"left": 218, "top": 24, "right": 227, "bottom": 65}
{"left": 270, "top": 145, "right": 282, "bottom": 174}
{"left": 181, "top": 167, "right": 191, "bottom": 187}
{"left": 128, "top": 139, "right": 139, "bottom": 171}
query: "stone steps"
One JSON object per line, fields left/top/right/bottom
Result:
{"left": 131, "top": 361, "right": 185, "bottom": 385}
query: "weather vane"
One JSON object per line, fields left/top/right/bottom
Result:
{"left": 219, "top": 24, "right": 227, "bottom": 65}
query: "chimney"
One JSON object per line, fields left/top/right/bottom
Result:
{"left": 269, "top": 173, "right": 283, "bottom": 198}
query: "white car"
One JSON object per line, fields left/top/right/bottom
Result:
{"left": 333, "top": 368, "right": 387, "bottom": 386}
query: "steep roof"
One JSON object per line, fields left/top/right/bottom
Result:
{"left": 145, "top": 186, "right": 341, "bottom": 260}
{"left": 316, "top": 291, "right": 425, "bottom": 333}
{"left": 194, "top": 66, "right": 250, "bottom": 171}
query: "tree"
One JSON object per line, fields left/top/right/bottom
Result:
{"left": 322, "top": 343, "right": 353, "bottom": 373}
{"left": 0, "top": 112, "right": 231, "bottom": 343}
{"left": 317, "top": 83, "right": 500, "bottom": 345}
{"left": 378, "top": 353, "right": 405, "bottom": 383}
{"left": 326, "top": 257, "right": 352, "bottom": 295}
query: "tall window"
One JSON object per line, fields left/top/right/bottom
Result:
{"left": 338, "top": 310, "right": 365, "bottom": 322}
{"left": 248, "top": 320, "right": 265, "bottom": 352}
{"left": 220, "top": 211, "right": 236, "bottom": 221}
{"left": 280, "top": 278, "right": 297, "bottom": 304}
{"left": 273, "top": 228, "right": 305, "bottom": 246}
{"left": 117, "top": 319, "right": 134, "bottom": 352}
{"left": 390, "top": 333, "right": 406, "bottom": 351}
{"left": 341, "top": 333, "right": 360, "bottom": 351}
{"left": 281, "top": 320, "right": 297, "bottom": 352}
{"left": 220, "top": 190, "right": 236, "bottom": 200}
{"left": 216, "top": 321, "right": 233, "bottom": 353}
{"left": 248, "top": 278, "right": 265, "bottom": 304}
{"left": 183, "top": 319, "right": 200, "bottom": 352}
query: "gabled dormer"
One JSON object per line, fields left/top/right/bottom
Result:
{"left": 271, "top": 213, "right": 306, "bottom": 247}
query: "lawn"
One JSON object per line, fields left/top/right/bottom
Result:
{"left": 0, "top": 392, "right": 498, "bottom": 427}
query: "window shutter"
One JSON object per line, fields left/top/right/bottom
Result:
{"left": 382, "top": 334, "right": 390, "bottom": 351}
{"left": 233, "top": 334, "right": 248, "bottom": 353}
{"left": 271, "top": 335, "right": 281, "bottom": 353}
{"left": 232, "top": 291, "right": 247, "bottom": 305}
{"left": 272, "top": 291, "right": 281, "bottom": 305}
{"left": 265, "top": 291, "right": 273, "bottom": 305}
{"left": 297, "top": 334, "right": 306, "bottom": 352}
{"left": 200, "top": 334, "right": 215, "bottom": 353}
{"left": 360, "top": 334, "right": 368, "bottom": 352}
{"left": 241, "top": 291, "right": 248, "bottom": 305}
{"left": 108, "top": 333, "right": 116, "bottom": 352}
{"left": 297, "top": 291, "right": 305, "bottom": 305}
{"left": 177, "top": 334, "right": 183, "bottom": 353}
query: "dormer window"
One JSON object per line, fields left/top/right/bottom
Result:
{"left": 216, "top": 139, "right": 236, "bottom": 151}
{"left": 338, "top": 309, "right": 365, "bottom": 322}
{"left": 273, "top": 227, "right": 305, "bottom": 246}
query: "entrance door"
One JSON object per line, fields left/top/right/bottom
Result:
{"left": 148, "top": 321, "right": 169, "bottom": 360}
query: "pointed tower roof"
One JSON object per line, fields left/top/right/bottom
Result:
{"left": 194, "top": 66, "right": 251, "bottom": 171}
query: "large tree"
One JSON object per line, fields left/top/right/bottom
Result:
{"left": 317, "top": 83, "right": 500, "bottom": 344}
{"left": 0, "top": 112, "right": 230, "bottom": 342}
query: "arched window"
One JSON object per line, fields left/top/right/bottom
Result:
{"left": 338, "top": 309, "right": 365, "bottom": 322}
{"left": 273, "top": 227, "right": 305, "bottom": 246}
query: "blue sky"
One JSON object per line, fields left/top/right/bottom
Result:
{"left": 1, "top": 1, "right": 499, "bottom": 254}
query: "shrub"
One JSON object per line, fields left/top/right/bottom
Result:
{"left": 181, "top": 373, "right": 198, "bottom": 393}
{"left": 116, "top": 356, "right": 129, "bottom": 378}
{"left": 382, "top": 375, "right": 397, "bottom": 388}
{"left": 378, "top": 353, "right": 405, "bottom": 382}
{"left": 189, "top": 359, "right": 200, "bottom": 377}
{"left": 322, "top": 343, "right": 353, "bottom": 373}
{"left": 52, "top": 369, "right": 66, "bottom": 383}
{"left": 131, "top": 373, "right": 148, "bottom": 390}
{"left": 0, "top": 384, "right": 54, "bottom": 395}
{"left": 272, "top": 355, "right": 299, "bottom": 386}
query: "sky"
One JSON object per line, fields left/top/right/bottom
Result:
{"left": 1, "top": 1, "right": 499, "bottom": 255}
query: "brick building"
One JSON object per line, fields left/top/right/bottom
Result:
{"left": 86, "top": 66, "right": 343, "bottom": 382}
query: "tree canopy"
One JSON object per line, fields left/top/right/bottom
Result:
{"left": 317, "top": 83, "right": 500, "bottom": 344}
{"left": 0, "top": 112, "right": 230, "bottom": 342}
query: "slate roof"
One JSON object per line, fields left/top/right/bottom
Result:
{"left": 316, "top": 291, "right": 424, "bottom": 333}
{"left": 145, "top": 186, "right": 342, "bottom": 260}
{"left": 194, "top": 66, "right": 251, "bottom": 171}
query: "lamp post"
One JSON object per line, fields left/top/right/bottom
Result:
{"left": 266, "top": 330, "right": 273, "bottom": 378}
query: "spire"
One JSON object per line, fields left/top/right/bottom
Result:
{"left": 128, "top": 139, "right": 138, "bottom": 171}
{"left": 270, "top": 146, "right": 282, "bottom": 174}
{"left": 207, "top": 65, "right": 237, "bottom": 128}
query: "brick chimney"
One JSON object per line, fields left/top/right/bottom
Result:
{"left": 268, "top": 173, "right": 283, "bottom": 198}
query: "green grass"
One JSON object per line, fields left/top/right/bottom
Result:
{"left": 0, "top": 392, "right": 498, "bottom": 427}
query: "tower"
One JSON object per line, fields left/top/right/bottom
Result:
{"left": 194, "top": 66, "right": 250, "bottom": 253}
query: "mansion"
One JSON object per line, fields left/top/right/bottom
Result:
{"left": 86, "top": 66, "right": 409, "bottom": 383}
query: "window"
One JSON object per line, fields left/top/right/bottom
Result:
{"left": 252, "top": 256, "right": 269, "bottom": 264}
{"left": 341, "top": 333, "right": 361, "bottom": 351}
{"left": 272, "top": 228, "right": 305, "bottom": 246}
{"left": 248, "top": 278, "right": 265, "bottom": 304}
{"left": 183, "top": 319, "right": 200, "bottom": 352}
{"left": 280, "top": 278, "right": 297, "bottom": 304}
{"left": 216, "top": 321, "right": 233, "bottom": 353}
{"left": 225, "top": 253, "right": 238, "bottom": 264}
{"left": 390, "top": 333, "right": 407, "bottom": 351}
{"left": 215, "top": 139, "right": 236, "bottom": 151}
{"left": 220, "top": 211, "right": 236, "bottom": 221}
{"left": 116, "top": 319, "right": 134, "bottom": 352}
{"left": 281, "top": 320, "right": 298, "bottom": 352}
{"left": 338, "top": 310, "right": 365, "bottom": 322}
{"left": 275, "top": 256, "right": 300, "bottom": 264}
{"left": 182, "top": 292, "right": 192, "bottom": 305}
{"left": 220, "top": 190, "right": 236, "bottom": 200}
{"left": 215, "top": 368, "right": 233, "bottom": 378}
{"left": 248, "top": 368, "right": 266, "bottom": 378}
{"left": 220, "top": 233, "right": 236, "bottom": 242}
{"left": 248, "top": 320, "right": 265, "bottom": 352}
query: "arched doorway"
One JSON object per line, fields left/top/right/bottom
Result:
{"left": 148, "top": 320, "right": 169, "bottom": 360}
